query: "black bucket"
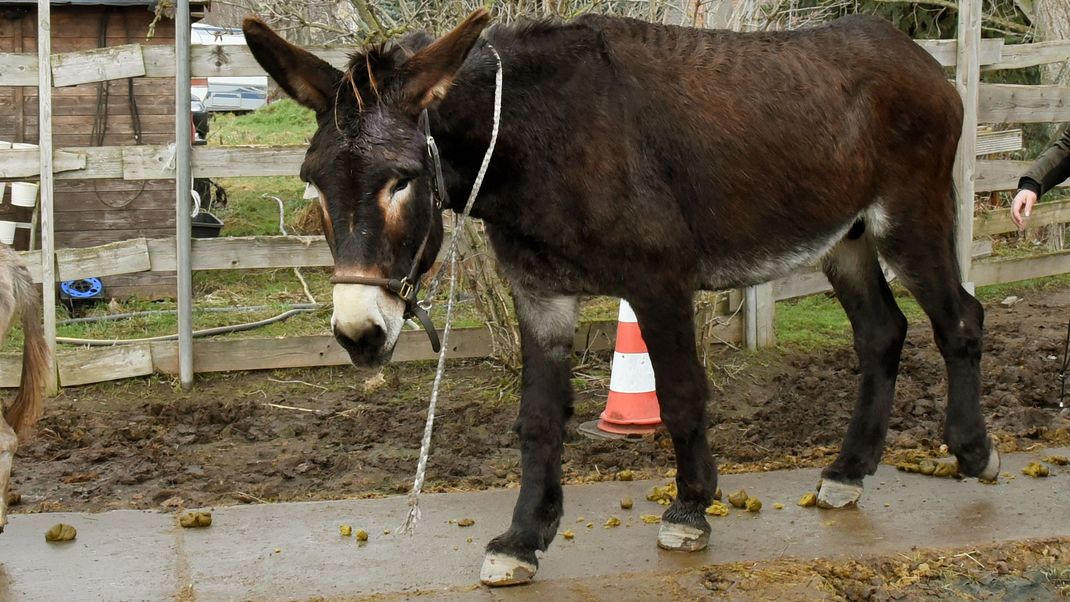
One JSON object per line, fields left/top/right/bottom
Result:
{"left": 192, "top": 212, "right": 224, "bottom": 238}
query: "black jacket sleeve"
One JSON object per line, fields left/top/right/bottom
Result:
{"left": 1018, "top": 127, "right": 1070, "bottom": 198}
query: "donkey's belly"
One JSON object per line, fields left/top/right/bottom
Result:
{"left": 695, "top": 221, "right": 853, "bottom": 291}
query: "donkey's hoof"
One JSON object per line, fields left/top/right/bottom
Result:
{"left": 480, "top": 552, "right": 537, "bottom": 587}
{"left": 657, "top": 521, "right": 709, "bottom": 552}
{"left": 977, "top": 438, "right": 1001, "bottom": 482}
{"left": 817, "top": 479, "right": 862, "bottom": 509}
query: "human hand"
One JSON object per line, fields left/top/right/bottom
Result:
{"left": 1011, "top": 189, "right": 1037, "bottom": 230}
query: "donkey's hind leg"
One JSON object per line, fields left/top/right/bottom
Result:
{"left": 482, "top": 287, "right": 578, "bottom": 586}
{"left": 817, "top": 230, "right": 908, "bottom": 508}
{"left": 630, "top": 293, "right": 717, "bottom": 551}
{"left": 876, "top": 220, "right": 999, "bottom": 480}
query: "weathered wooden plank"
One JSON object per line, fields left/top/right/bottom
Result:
{"left": 189, "top": 236, "right": 331, "bottom": 271}
{"left": 37, "top": 145, "right": 302, "bottom": 180}
{"left": 0, "top": 148, "right": 86, "bottom": 178}
{"left": 55, "top": 193, "right": 175, "bottom": 213}
{"left": 192, "top": 146, "right": 306, "bottom": 177}
{"left": 975, "top": 128, "right": 1023, "bottom": 155}
{"left": 142, "top": 45, "right": 178, "bottom": 78}
{"left": 971, "top": 250, "right": 1070, "bottom": 287}
{"left": 954, "top": 0, "right": 982, "bottom": 286}
{"left": 58, "top": 344, "right": 155, "bottom": 387}
{"left": 55, "top": 179, "right": 174, "bottom": 194}
{"left": 0, "top": 38, "right": 1005, "bottom": 88}
{"left": 60, "top": 228, "right": 174, "bottom": 248}
{"left": 772, "top": 268, "right": 832, "bottom": 301}
{"left": 54, "top": 209, "right": 175, "bottom": 231}
{"left": 744, "top": 282, "right": 775, "bottom": 349}
{"left": 39, "top": 0, "right": 59, "bottom": 396}
{"left": 974, "top": 198, "right": 1070, "bottom": 236}
{"left": 142, "top": 235, "right": 332, "bottom": 272}
{"left": 975, "top": 159, "right": 1070, "bottom": 192}
{"left": 0, "top": 51, "right": 38, "bottom": 86}
{"left": 59, "top": 238, "right": 151, "bottom": 281}
{"left": 51, "top": 44, "right": 146, "bottom": 87}
{"left": 54, "top": 146, "right": 124, "bottom": 180}
{"left": 19, "top": 237, "right": 152, "bottom": 283}
{"left": 150, "top": 329, "right": 492, "bottom": 374}
{"left": 119, "top": 145, "right": 306, "bottom": 180}
{"left": 915, "top": 38, "right": 1003, "bottom": 67}
{"left": 24, "top": 115, "right": 175, "bottom": 133}
{"left": 978, "top": 84, "right": 1070, "bottom": 124}
{"left": 984, "top": 40, "right": 1070, "bottom": 71}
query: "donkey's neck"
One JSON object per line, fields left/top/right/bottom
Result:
{"left": 431, "top": 44, "right": 501, "bottom": 219}
{"left": 431, "top": 22, "right": 603, "bottom": 224}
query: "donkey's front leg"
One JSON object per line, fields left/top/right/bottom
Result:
{"left": 481, "top": 290, "right": 578, "bottom": 587}
{"left": 631, "top": 294, "right": 718, "bottom": 552}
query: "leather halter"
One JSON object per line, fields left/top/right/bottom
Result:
{"left": 329, "top": 110, "right": 446, "bottom": 353}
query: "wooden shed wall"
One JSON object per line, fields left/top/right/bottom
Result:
{"left": 0, "top": 5, "right": 177, "bottom": 298}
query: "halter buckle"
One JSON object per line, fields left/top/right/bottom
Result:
{"left": 396, "top": 278, "right": 415, "bottom": 301}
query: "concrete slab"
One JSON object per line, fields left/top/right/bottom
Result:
{"left": 0, "top": 448, "right": 1067, "bottom": 601}
{"left": 0, "top": 510, "right": 178, "bottom": 602}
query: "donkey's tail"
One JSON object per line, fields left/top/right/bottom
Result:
{"left": 5, "top": 260, "right": 49, "bottom": 440}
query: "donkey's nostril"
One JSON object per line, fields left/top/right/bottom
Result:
{"left": 333, "top": 323, "right": 388, "bottom": 366}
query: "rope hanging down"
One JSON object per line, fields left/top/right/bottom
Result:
{"left": 400, "top": 44, "right": 503, "bottom": 535}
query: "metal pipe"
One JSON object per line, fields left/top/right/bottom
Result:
{"left": 175, "top": 0, "right": 194, "bottom": 388}
{"left": 57, "top": 307, "right": 318, "bottom": 346}
{"left": 58, "top": 303, "right": 323, "bottom": 325}
{"left": 37, "top": 0, "right": 58, "bottom": 394}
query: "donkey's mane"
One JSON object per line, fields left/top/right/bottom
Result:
{"left": 337, "top": 17, "right": 574, "bottom": 111}
{"left": 338, "top": 31, "right": 432, "bottom": 111}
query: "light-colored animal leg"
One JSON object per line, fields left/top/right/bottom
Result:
{"left": 0, "top": 418, "right": 16, "bottom": 533}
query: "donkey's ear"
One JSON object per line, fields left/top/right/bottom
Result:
{"left": 243, "top": 16, "right": 342, "bottom": 114}
{"left": 399, "top": 9, "right": 492, "bottom": 111}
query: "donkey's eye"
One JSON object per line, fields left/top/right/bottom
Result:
{"left": 391, "top": 179, "right": 411, "bottom": 195}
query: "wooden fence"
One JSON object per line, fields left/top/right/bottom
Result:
{"left": 1, "top": 4, "right": 1069, "bottom": 389}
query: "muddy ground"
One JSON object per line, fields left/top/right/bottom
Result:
{"left": 7, "top": 287, "right": 1070, "bottom": 515}
{"left": 692, "top": 538, "right": 1070, "bottom": 601}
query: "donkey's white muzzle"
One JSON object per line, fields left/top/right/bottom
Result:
{"left": 332, "top": 283, "right": 405, "bottom": 366}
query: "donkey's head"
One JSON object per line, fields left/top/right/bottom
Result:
{"left": 243, "top": 11, "right": 490, "bottom": 366}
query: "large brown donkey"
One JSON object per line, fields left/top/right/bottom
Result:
{"left": 244, "top": 11, "right": 1000, "bottom": 585}
{"left": 0, "top": 244, "right": 49, "bottom": 533}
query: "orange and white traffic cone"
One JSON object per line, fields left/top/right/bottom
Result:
{"left": 579, "top": 300, "right": 661, "bottom": 439}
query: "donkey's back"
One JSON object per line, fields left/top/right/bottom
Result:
{"left": 528, "top": 14, "right": 963, "bottom": 290}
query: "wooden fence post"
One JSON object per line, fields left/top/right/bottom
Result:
{"left": 954, "top": 0, "right": 982, "bottom": 293}
{"left": 175, "top": 0, "right": 194, "bottom": 389}
{"left": 744, "top": 283, "right": 775, "bottom": 349}
{"left": 37, "top": 0, "right": 58, "bottom": 394}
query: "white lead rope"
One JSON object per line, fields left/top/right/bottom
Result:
{"left": 420, "top": 44, "right": 504, "bottom": 307}
{"left": 400, "top": 43, "right": 504, "bottom": 535}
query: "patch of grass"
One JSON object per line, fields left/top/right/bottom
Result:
{"left": 208, "top": 99, "right": 316, "bottom": 146}
{"left": 213, "top": 176, "right": 308, "bottom": 237}
{"left": 775, "top": 273, "right": 1070, "bottom": 351}
{"left": 775, "top": 294, "right": 853, "bottom": 349}
{"left": 976, "top": 272, "right": 1070, "bottom": 303}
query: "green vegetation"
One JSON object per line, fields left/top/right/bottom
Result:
{"left": 208, "top": 99, "right": 316, "bottom": 146}
{"left": 775, "top": 273, "right": 1070, "bottom": 351}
